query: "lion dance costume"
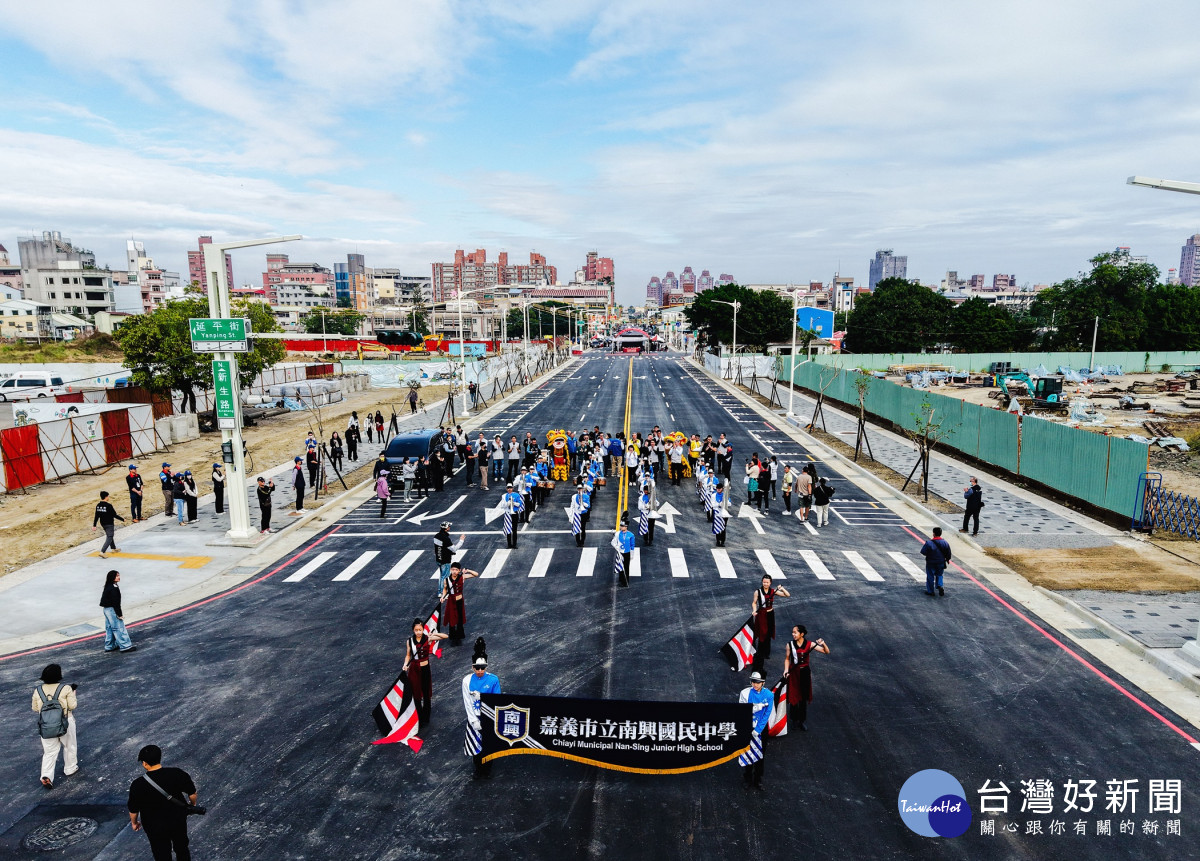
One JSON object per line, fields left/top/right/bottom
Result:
{"left": 547, "top": 429, "right": 570, "bottom": 482}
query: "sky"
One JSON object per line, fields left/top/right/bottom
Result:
{"left": 3, "top": 0, "right": 1200, "bottom": 304}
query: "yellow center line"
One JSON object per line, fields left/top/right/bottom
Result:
{"left": 615, "top": 357, "right": 634, "bottom": 532}
{"left": 87, "top": 551, "right": 211, "bottom": 569}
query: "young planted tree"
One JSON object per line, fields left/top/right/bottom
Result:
{"left": 901, "top": 397, "right": 953, "bottom": 502}
{"left": 852, "top": 372, "right": 875, "bottom": 462}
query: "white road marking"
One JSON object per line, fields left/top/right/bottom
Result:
{"left": 755, "top": 548, "right": 787, "bottom": 580}
{"left": 283, "top": 551, "right": 336, "bottom": 583}
{"left": 381, "top": 550, "right": 423, "bottom": 581}
{"left": 888, "top": 552, "right": 926, "bottom": 582}
{"left": 480, "top": 549, "right": 509, "bottom": 579}
{"left": 668, "top": 547, "right": 689, "bottom": 577}
{"left": 800, "top": 516, "right": 819, "bottom": 536}
{"left": 712, "top": 548, "right": 738, "bottom": 578}
{"left": 331, "top": 550, "right": 380, "bottom": 581}
{"left": 394, "top": 496, "right": 427, "bottom": 523}
{"left": 576, "top": 547, "right": 597, "bottom": 577}
{"left": 800, "top": 548, "right": 835, "bottom": 580}
{"left": 430, "top": 549, "right": 468, "bottom": 578}
{"left": 831, "top": 506, "right": 850, "bottom": 525}
{"left": 630, "top": 547, "right": 642, "bottom": 577}
{"left": 529, "top": 548, "right": 554, "bottom": 578}
{"left": 843, "top": 550, "right": 884, "bottom": 582}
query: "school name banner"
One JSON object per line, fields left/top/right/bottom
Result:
{"left": 479, "top": 694, "right": 752, "bottom": 774}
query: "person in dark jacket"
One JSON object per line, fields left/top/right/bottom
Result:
{"left": 171, "top": 473, "right": 187, "bottom": 526}
{"left": 92, "top": 491, "right": 124, "bottom": 557}
{"left": 372, "top": 453, "right": 389, "bottom": 480}
{"left": 430, "top": 451, "right": 446, "bottom": 492}
{"left": 292, "top": 457, "right": 306, "bottom": 511}
{"left": 306, "top": 447, "right": 320, "bottom": 489}
{"left": 183, "top": 471, "right": 198, "bottom": 523}
{"left": 920, "top": 527, "right": 953, "bottom": 597}
{"left": 415, "top": 456, "right": 431, "bottom": 497}
{"left": 100, "top": 570, "right": 135, "bottom": 652}
{"left": 211, "top": 464, "right": 225, "bottom": 514}
{"left": 961, "top": 477, "right": 983, "bottom": 536}
{"left": 158, "top": 463, "right": 173, "bottom": 518}
{"left": 328, "top": 432, "right": 344, "bottom": 473}
{"left": 257, "top": 477, "right": 275, "bottom": 533}
{"left": 126, "top": 464, "right": 144, "bottom": 522}
{"left": 812, "top": 477, "right": 834, "bottom": 527}
{"left": 346, "top": 413, "right": 360, "bottom": 462}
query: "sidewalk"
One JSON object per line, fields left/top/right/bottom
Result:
{"left": 0, "top": 357, "right": 578, "bottom": 657}
{"left": 700, "top": 360, "right": 1200, "bottom": 710}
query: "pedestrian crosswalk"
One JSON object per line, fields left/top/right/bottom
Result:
{"left": 279, "top": 545, "right": 930, "bottom": 585}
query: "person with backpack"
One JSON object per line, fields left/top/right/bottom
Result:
{"left": 32, "top": 663, "right": 78, "bottom": 788}
{"left": 812, "top": 477, "right": 835, "bottom": 527}
{"left": 100, "top": 570, "right": 136, "bottom": 653}
{"left": 920, "top": 526, "right": 953, "bottom": 597}
{"left": 127, "top": 744, "right": 199, "bottom": 860}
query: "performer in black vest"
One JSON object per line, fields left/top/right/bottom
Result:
{"left": 403, "top": 618, "right": 448, "bottom": 728}
{"left": 440, "top": 562, "right": 480, "bottom": 642}
{"left": 751, "top": 575, "right": 790, "bottom": 672}
{"left": 783, "top": 625, "right": 830, "bottom": 732}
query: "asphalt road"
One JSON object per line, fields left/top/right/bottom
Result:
{"left": 1, "top": 352, "right": 1197, "bottom": 860}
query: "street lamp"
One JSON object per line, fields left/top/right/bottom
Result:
{"left": 202, "top": 234, "right": 302, "bottom": 542}
{"left": 452, "top": 286, "right": 492, "bottom": 417}
{"left": 785, "top": 284, "right": 801, "bottom": 417}
{"left": 712, "top": 298, "right": 741, "bottom": 377}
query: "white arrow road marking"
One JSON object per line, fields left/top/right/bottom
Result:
{"left": 576, "top": 548, "right": 597, "bottom": 577}
{"left": 485, "top": 501, "right": 506, "bottom": 524}
{"left": 283, "top": 551, "right": 336, "bottom": 583}
{"left": 480, "top": 549, "right": 509, "bottom": 579}
{"left": 332, "top": 551, "right": 379, "bottom": 581}
{"left": 843, "top": 550, "right": 884, "bottom": 582}
{"left": 712, "top": 548, "right": 737, "bottom": 579}
{"left": 755, "top": 549, "right": 787, "bottom": 580}
{"left": 430, "top": 549, "right": 468, "bottom": 578}
{"left": 889, "top": 552, "right": 926, "bottom": 582}
{"left": 800, "top": 548, "right": 834, "bottom": 580}
{"left": 394, "top": 496, "right": 428, "bottom": 523}
{"left": 656, "top": 502, "right": 680, "bottom": 533}
{"left": 738, "top": 503, "right": 765, "bottom": 534}
{"left": 668, "top": 547, "right": 689, "bottom": 577}
{"left": 410, "top": 494, "right": 467, "bottom": 525}
{"left": 381, "top": 550, "right": 423, "bottom": 581}
{"left": 529, "top": 548, "right": 554, "bottom": 578}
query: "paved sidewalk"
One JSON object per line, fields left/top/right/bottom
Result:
{"left": 0, "top": 357, "right": 578, "bottom": 657}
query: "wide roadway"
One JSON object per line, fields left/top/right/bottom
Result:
{"left": 0, "top": 352, "right": 1196, "bottom": 860}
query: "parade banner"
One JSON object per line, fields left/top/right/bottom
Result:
{"left": 479, "top": 694, "right": 752, "bottom": 774}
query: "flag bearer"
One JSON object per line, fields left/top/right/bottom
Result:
{"left": 463, "top": 640, "right": 501, "bottom": 780}
{"left": 738, "top": 671, "right": 771, "bottom": 790}
{"left": 502, "top": 484, "right": 524, "bottom": 549}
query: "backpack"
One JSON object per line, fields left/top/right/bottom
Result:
{"left": 36, "top": 684, "right": 70, "bottom": 739}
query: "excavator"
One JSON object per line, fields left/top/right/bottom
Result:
{"left": 989, "top": 372, "right": 1067, "bottom": 412}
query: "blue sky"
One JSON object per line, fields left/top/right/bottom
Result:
{"left": 3, "top": 0, "right": 1200, "bottom": 303}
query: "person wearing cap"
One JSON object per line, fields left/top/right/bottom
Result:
{"left": 183, "top": 470, "right": 198, "bottom": 524}
{"left": 256, "top": 477, "right": 275, "bottom": 533}
{"left": 440, "top": 561, "right": 481, "bottom": 641}
{"left": 462, "top": 638, "right": 501, "bottom": 779}
{"left": 611, "top": 522, "right": 635, "bottom": 588}
{"left": 292, "top": 456, "right": 306, "bottom": 512}
{"left": 432, "top": 521, "right": 465, "bottom": 583}
{"left": 569, "top": 483, "right": 588, "bottom": 546}
{"left": 738, "top": 671, "right": 771, "bottom": 790}
{"left": 501, "top": 484, "right": 524, "bottom": 548}
{"left": 158, "top": 463, "right": 174, "bottom": 519}
{"left": 211, "top": 463, "right": 226, "bottom": 514}
{"left": 93, "top": 491, "right": 124, "bottom": 557}
{"left": 126, "top": 464, "right": 144, "bottom": 522}
{"left": 127, "top": 743, "right": 197, "bottom": 860}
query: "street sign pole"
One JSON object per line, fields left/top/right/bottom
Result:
{"left": 202, "top": 235, "right": 301, "bottom": 542}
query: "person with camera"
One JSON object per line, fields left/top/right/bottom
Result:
{"left": 127, "top": 744, "right": 200, "bottom": 860}
{"left": 32, "top": 663, "right": 79, "bottom": 788}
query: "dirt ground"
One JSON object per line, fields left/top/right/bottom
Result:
{"left": 989, "top": 544, "right": 1200, "bottom": 592}
{"left": 0, "top": 380, "right": 449, "bottom": 577}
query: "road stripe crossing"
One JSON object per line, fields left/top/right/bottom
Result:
{"left": 576, "top": 548, "right": 597, "bottom": 577}
{"left": 889, "top": 552, "right": 927, "bottom": 581}
{"left": 282, "top": 551, "right": 336, "bottom": 582}
{"left": 331, "top": 551, "right": 380, "bottom": 581}
{"left": 381, "top": 550, "right": 423, "bottom": 580}
{"left": 799, "top": 548, "right": 834, "bottom": 580}
{"left": 528, "top": 548, "right": 554, "bottom": 578}
{"left": 712, "top": 548, "right": 737, "bottom": 579}
{"left": 755, "top": 549, "right": 786, "bottom": 580}
{"left": 480, "top": 549, "right": 509, "bottom": 579}
{"left": 843, "top": 550, "right": 884, "bottom": 582}
{"left": 668, "top": 547, "right": 688, "bottom": 577}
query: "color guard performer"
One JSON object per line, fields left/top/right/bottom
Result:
{"left": 440, "top": 562, "right": 481, "bottom": 642}
{"left": 612, "top": 523, "right": 635, "bottom": 588}
{"left": 570, "top": 485, "right": 588, "bottom": 546}
{"left": 783, "top": 625, "right": 830, "bottom": 732}
{"left": 403, "top": 618, "right": 448, "bottom": 728}
{"left": 751, "top": 574, "right": 791, "bottom": 671}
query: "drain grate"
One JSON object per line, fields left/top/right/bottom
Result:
{"left": 56, "top": 623, "right": 100, "bottom": 637}
{"left": 1067, "top": 628, "right": 1109, "bottom": 640}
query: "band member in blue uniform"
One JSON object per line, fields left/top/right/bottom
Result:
{"left": 637, "top": 484, "right": 655, "bottom": 546}
{"left": 501, "top": 484, "right": 524, "bottom": 548}
{"left": 612, "top": 523, "right": 635, "bottom": 588}
{"left": 570, "top": 485, "right": 588, "bottom": 546}
{"left": 463, "top": 639, "right": 501, "bottom": 779}
{"left": 738, "top": 670, "right": 771, "bottom": 790}
{"left": 712, "top": 480, "right": 729, "bottom": 546}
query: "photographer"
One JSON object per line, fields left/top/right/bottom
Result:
{"left": 127, "top": 744, "right": 200, "bottom": 860}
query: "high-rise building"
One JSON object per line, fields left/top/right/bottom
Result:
{"left": 992, "top": 274, "right": 1017, "bottom": 290}
{"left": 868, "top": 249, "right": 907, "bottom": 290}
{"left": 1180, "top": 235, "right": 1200, "bottom": 287}
{"left": 717, "top": 274, "right": 736, "bottom": 287}
{"left": 680, "top": 266, "right": 696, "bottom": 296}
{"left": 697, "top": 270, "right": 714, "bottom": 293}
{"left": 186, "top": 236, "right": 234, "bottom": 293}
{"left": 431, "top": 249, "right": 558, "bottom": 303}
{"left": 969, "top": 274, "right": 986, "bottom": 290}
{"left": 262, "top": 254, "right": 334, "bottom": 305}
{"left": 123, "top": 239, "right": 178, "bottom": 313}
{"left": 18, "top": 231, "right": 114, "bottom": 318}
{"left": 646, "top": 276, "right": 663, "bottom": 306}
{"left": 583, "top": 251, "right": 614, "bottom": 283}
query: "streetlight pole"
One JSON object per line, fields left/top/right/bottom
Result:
{"left": 712, "top": 299, "right": 741, "bottom": 377}
{"left": 453, "top": 286, "right": 492, "bottom": 417}
{"left": 321, "top": 308, "right": 327, "bottom": 354}
{"left": 203, "top": 234, "right": 302, "bottom": 542}
{"left": 787, "top": 284, "right": 800, "bottom": 418}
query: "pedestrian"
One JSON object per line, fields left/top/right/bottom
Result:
{"left": 781, "top": 465, "right": 795, "bottom": 513}
{"left": 183, "top": 471, "right": 198, "bottom": 524}
{"left": 783, "top": 625, "right": 829, "bottom": 732}
{"left": 376, "top": 470, "right": 391, "bottom": 517}
{"left": 430, "top": 450, "right": 445, "bottom": 493}
{"left": 158, "top": 463, "right": 174, "bottom": 518}
{"left": 440, "top": 561, "right": 481, "bottom": 641}
{"left": 502, "top": 484, "right": 524, "bottom": 548}
{"left": 477, "top": 433, "right": 490, "bottom": 490}
{"left": 403, "top": 617, "right": 448, "bottom": 728}
{"left": 796, "top": 466, "right": 813, "bottom": 522}
{"left": 32, "top": 663, "right": 78, "bottom": 789}
{"left": 638, "top": 483, "right": 655, "bottom": 546}
{"left": 365, "top": 416, "right": 374, "bottom": 444}
{"left": 523, "top": 432, "right": 539, "bottom": 470}
{"left": 715, "top": 433, "right": 731, "bottom": 479}
{"left": 443, "top": 427, "right": 458, "bottom": 469}
{"left": 570, "top": 484, "right": 588, "bottom": 546}
{"left": 961, "top": 477, "right": 983, "bottom": 536}
{"left": 738, "top": 670, "right": 770, "bottom": 791}
{"left": 100, "top": 570, "right": 136, "bottom": 653}
{"left": 211, "top": 463, "right": 226, "bottom": 514}
{"left": 401, "top": 458, "right": 416, "bottom": 502}
{"left": 256, "top": 477, "right": 275, "bottom": 534}
{"left": 346, "top": 414, "right": 359, "bottom": 462}
{"left": 468, "top": 380, "right": 477, "bottom": 407}
{"left": 566, "top": 431, "right": 578, "bottom": 474}
{"left": 416, "top": 456, "right": 430, "bottom": 497}
{"left": 463, "top": 641, "right": 500, "bottom": 780}
{"left": 768, "top": 456, "right": 779, "bottom": 500}
{"left": 490, "top": 435, "right": 505, "bottom": 486}
{"left": 127, "top": 464, "right": 144, "bottom": 522}
{"left": 306, "top": 446, "right": 320, "bottom": 489}
{"left": 669, "top": 439, "right": 684, "bottom": 486}
{"left": 93, "top": 490, "right": 124, "bottom": 557}
{"left": 812, "top": 477, "right": 834, "bottom": 527}
{"left": 465, "top": 437, "right": 477, "bottom": 487}
{"left": 751, "top": 574, "right": 791, "bottom": 671}
{"left": 170, "top": 472, "right": 187, "bottom": 526}
{"left": 375, "top": 410, "right": 385, "bottom": 442}
{"left": 506, "top": 434, "right": 520, "bottom": 483}
{"left": 304, "top": 430, "right": 318, "bottom": 455}
{"left": 609, "top": 433, "right": 625, "bottom": 477}
{"left": 745, "top": 459, "right": 759, "bottom": 506}
{"left": 292, "top": 456, "right": 306, "bottom": 511}
{"left": 372, "top": 452, "right": 389, "bottom": 480}
{"left": 612, "top": 522, "right": 635, "bottom": 587}
{"left": 920, "top": 526, "right": 953, "bottom": 597}
{"left": 433, "top": 521, "right": 465, "bottom": 582}
{"left": 408, "top": 388, "right": 419, "bottom": 414}
{"left": 713, "top": 480, "right": 728, "bottom": 546}
{"left": 126, "top": 744, "right": 198, "bottom": 861}
{"left": 329, "top": 432, "right": 344, "bottom": 474}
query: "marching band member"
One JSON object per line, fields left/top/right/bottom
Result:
{"left": 638, "top": 483, "right": 655, "bottom": 547}
{"left": 403, "top": 618, "right": 448, "bottom": 729}
{"left": 462, "top": 639, "right": 501, "bottom": 780}
{"left": 502, "top": 483, "right": 524, "bottom": 548}
{"left": 713, "top": 480, "right": 729, "bottom": 547}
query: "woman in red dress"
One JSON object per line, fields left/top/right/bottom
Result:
{"left": 783, "top": 625, "right": 830, "bottom": 731}
{"left": 440, "top": 562, "right": 481, "bottom": 642}
{"left": 751, "top": 574, "right": 790, "bottom": 671}
{"left": 403, "top": 618, "right": 448, "bottom": 728}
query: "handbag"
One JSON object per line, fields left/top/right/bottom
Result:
{"left": 142, "top": 773, "right": 207, "bottom": 816}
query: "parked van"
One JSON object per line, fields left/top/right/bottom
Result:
{"left": 382, "top": 429, "right": 443, "bottom": 487}
{"left": 0, "top": 372, "right": 69, "bottom": 402}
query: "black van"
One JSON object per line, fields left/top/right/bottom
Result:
{"left": 382, "top": 429, "right": 443, "bottom": 487}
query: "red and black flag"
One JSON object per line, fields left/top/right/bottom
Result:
{"left": 371, "top": 671, "right": 423, "bottom": 751}
{"left": 719, "top": 617, "right": 757, "bottom": 671}
{"left": 767, "top": 676, "right": 788, "bottom": 737}
{"left": 424, "top": 603, "right": 443, "bottom": 659}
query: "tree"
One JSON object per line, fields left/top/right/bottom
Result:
{"left": 949, "top": 297, "right": 1027, "bottom": 353}
{"left": 1142, "top": 282, "right": 1200, "bottom": 351}
{"left": 844, "top": 278, "right": 954, "bottom": 353}
{"left": 683, "top": 284, "right": 794, "bottom": 353}
{"left": 409, "top": 300, "right": 430, "bottom": 334}
{"left": 1029, "top": 251, "right": 1156, "bottom": 350}
{"left": 302, "top": 308, "right": 363, "bottom": 337}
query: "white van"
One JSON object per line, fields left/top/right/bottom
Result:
{"left": 0, "top": 372, "right": 69, "bottom": 402}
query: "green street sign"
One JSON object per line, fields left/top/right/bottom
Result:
{"left": 212, "top": 360, "right": 237, "bottom": 430}
{"left": 190, "top": 318, "right": 250, "bottom": 353}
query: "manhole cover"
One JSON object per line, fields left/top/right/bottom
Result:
{"left": 21, "top": 817, "right": 98, "bottom": 851}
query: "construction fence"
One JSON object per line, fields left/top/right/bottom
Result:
{"left": 780, "top": 358, "right": 1149, "bottom": 519}
{"left": 813, "top": 349, "right": 1200, "bottom": 374}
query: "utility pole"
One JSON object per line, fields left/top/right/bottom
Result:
{"left": 1089, "top": 315, "right": 1099, "bottom": 372}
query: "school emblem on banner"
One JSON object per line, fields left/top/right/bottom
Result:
{"left": 494, "top": 704, "right": 531, "bottom": 746}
